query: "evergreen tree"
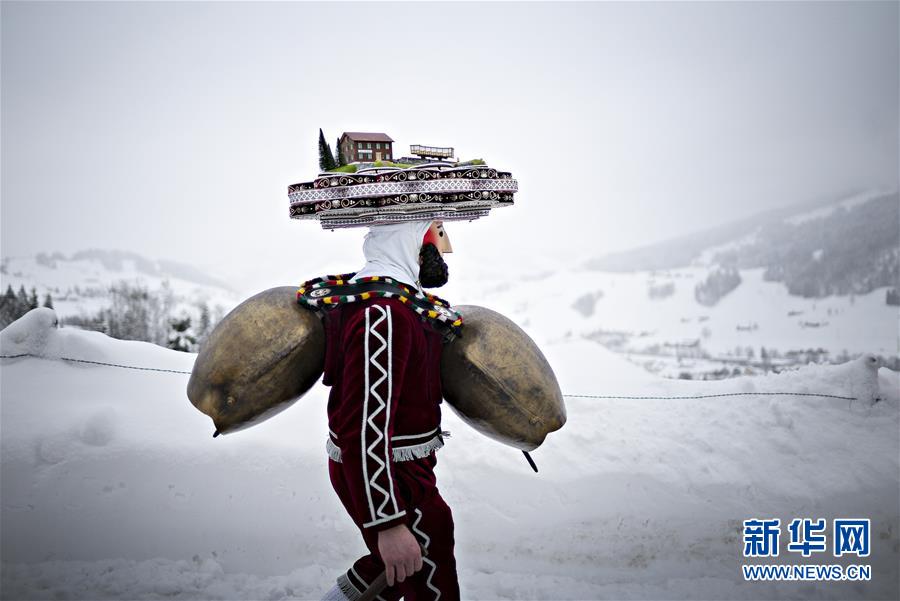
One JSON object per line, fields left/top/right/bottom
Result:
{"left": 1, "top": 285, "right": 32, "bottom": 328}
{"left": 336, "top": 137, "right": 346, "bottom": 166}
{"left": 16, "top": 285, "right": 29, "bottom": 311}
{"left": 0, "top": 285, "right": 14, "bottom": 310}
{"left": 326, "top": 142, "right": 336, "bottom": 170}
{"left": 43, "top": 292, "right": 54, "bottom": 309}
{"left": 29, "top": 287, "right": 39, "bottom": 310}
{"left": 167, "top": 315, "right": 197, "bottom": 352}
{"left": 318, "top": 128, "right": 336, "bottom": 171}
{"left": 196, "top": 301, "right": 212, "bottom": 346}
{"left": 318, "top": 128, "right": 328, "bottom": 171}
{"left": 0, "top": 285, "right": 18, "bottom": 327}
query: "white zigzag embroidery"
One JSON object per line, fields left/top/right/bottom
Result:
{"left": 413, "top": 508, "right": 441, "bottom": 601}
{"left": 361, "top": 305, "right": 400, "bottom": 523}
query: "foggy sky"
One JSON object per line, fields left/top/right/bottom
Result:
{"left": 2, "top": 1, "right": 897, "bottom": 293}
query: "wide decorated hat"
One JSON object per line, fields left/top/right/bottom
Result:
{"left": 288, "top": 158, "right": 517, "bottom": 229}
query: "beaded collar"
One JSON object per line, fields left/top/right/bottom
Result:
{"left": 296, "top": 273, "right": 463, "bottom": 339}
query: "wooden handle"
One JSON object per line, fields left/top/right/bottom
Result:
{"left": 357, "top": 573, "right": 387, "bottom": 601}
{"left": 358, "top": 544, "right": 428, "bottom": 601}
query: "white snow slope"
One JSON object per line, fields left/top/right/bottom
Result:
{"left": 1, "top": 308, "right": 898, "bottom": 600}
{"left": 1, "top": 252, "right": 240, "bottom": 323}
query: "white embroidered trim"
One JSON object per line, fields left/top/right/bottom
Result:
{"left": 361, "top": 305, "right": 399, "bottom": 523}
{"left": 363, "top": 509, "right": 407, "bottom": 529}
{"left": 391, "top": 427, "right": 440, "bottom": 441}
{"left": 412, "top": 508, "right": 441, "bottom": 601}
{"left": 326, "top": 433, "right": 445, "bottom": 464}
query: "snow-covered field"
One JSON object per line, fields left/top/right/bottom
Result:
{"left": 1, "top": 307, "right": 897, "bottom": 600}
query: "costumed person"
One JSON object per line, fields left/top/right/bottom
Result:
{"left": 319, "top": 219, "right": 460, "bottom": 601}
{"left": 188, "top": 155, "right": 566, "bottom": 599}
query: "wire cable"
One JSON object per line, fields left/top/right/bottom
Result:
{"left": 0, "top": 353, "right": 193, "bottom": 375}
{"left": 563, "top": 391, "right": 857, "bottom": 401}
{"left": 1, "top": 353, "right": 859, "bottom": 401}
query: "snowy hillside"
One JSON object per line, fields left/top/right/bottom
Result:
{"left": 1, "top": 308, "right": 898, "bottom": 600}
{"left": 585, "top": 189, "right": 899, "bottom": 294}
{"left": 439, "top": 266, "right": 898, "bottom": 381}
{"left": 0, "top": 249, "right": 240, "bottom": 323}
{"left": 444, "top": 188, "right": 899, "bottom": 380}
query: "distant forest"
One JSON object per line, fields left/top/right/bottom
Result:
{"left": 0, "top": 285, "right": 54, "bottom": 328}
{"left": 711, "top": 193, "right": 899, "bottom": 299}
{"left": 585, "top": 192, "right": 900, "bottom": 304}
{"left": 1, "top": 280, "right": 222, "bottom": 353}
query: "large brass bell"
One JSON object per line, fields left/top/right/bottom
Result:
{"left": 188, "top": 289, "right": 566, "bottom": 450}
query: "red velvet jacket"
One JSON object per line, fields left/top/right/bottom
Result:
{"left": 322, "top": 296, "right": 446, "bottom": 532}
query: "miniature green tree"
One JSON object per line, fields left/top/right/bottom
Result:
{"left": 336, "top": 137, "right": 346, "bottom": 166}
{"left": 318, "top": 128, "right": 336, "bottom": 171}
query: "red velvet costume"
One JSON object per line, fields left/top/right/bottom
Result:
{"left": 322, "top": 295, "right": 461, "bottom": 601}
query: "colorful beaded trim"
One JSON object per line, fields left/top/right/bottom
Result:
{"left": 297, "top": 273, "right": 463, "bottom": 338}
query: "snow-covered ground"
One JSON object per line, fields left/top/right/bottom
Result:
{"left": 1, "top": 308, "right": 898, "bottom": 600}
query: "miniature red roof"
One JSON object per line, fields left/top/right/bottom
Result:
{"left": 341, "top": 132, "right": 395, "bottom": 143}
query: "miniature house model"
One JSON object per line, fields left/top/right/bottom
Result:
{"left": 339, "top": 132, "right": 394, "bottom": 163}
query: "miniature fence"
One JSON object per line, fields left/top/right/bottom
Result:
{"left": 410, "top": 144, "right": 454, "bottom": 159}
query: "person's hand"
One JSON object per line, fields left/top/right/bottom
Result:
{"left": 377, "top": 524, "right": 423, "bottom": 586}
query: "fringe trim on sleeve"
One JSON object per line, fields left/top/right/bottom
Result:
{"left": 391, "top": 435, "right": 445, "bottom": 462}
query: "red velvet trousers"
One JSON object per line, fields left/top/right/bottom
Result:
{"left": 329, "top": 452, "right": 461, "bottom": 601}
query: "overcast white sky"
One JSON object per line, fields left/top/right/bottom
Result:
{"left": 2, "top": 1, "right": 897, "bottom": 293}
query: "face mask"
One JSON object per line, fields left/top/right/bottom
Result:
{"left": 423, "top": 221, "right": 453, "bottom": 254}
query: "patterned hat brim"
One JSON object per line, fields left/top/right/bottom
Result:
{"left": 288, "top": 163, "right": 517, "bottom": 229}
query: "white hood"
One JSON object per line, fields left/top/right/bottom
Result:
{"left": 351, "top": 220, "right": 432, "bottom": 291}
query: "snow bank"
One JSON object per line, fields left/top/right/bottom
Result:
{"left": 1, "top": 308, "right": 192, "bottom": 372}
{"left": 1, "top": 312, "right": 898, "bottom": 600}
